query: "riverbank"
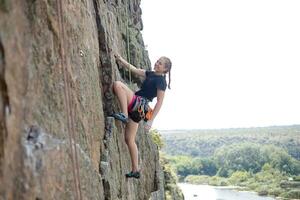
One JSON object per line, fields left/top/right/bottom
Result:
{"left": 184, "top": 171, "right": 300, "bottom": 199}
{"left": 178, "top": 183, "right": 276, "bottom": 200}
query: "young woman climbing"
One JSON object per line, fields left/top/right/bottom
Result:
{"left": 112, "top": 53, "right": 172, "bottom": 179}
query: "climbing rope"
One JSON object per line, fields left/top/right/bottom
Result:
{"left": 125, "top": 1, "right": 132, "bottom": 86}
{"left": 56, "top": 1, "right": 82, "bottom": 199}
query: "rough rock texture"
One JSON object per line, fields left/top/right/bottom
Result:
{"left": 0, "top": 0, "right": 162, "bottom": 199}
{"left": 150, "top": 164, "right": 165, "bottom": 200}
{"left": 150, "top": 156, "right": 184, "bottom": 200}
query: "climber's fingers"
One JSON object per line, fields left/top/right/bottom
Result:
{"left": 114, "top": 52, "right": 121, "bottom": 60}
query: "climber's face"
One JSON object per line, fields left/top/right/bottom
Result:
{"left": 154, "top": 58, "right": 167, "bottom": 74}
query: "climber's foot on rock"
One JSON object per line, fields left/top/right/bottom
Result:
{"left": 125, "top": 171, "right": 140, "bottom": 179}
{"left": 112, "top": 112, "right": 129, "bottom": 124}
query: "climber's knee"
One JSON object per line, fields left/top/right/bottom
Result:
{"left": 125, "top": 135, "right": 130, "bottom": 145}
{"left": 125, "top": 136, "right": 135, "bottom": 146}
{"left": 113, "top": 81, "right": 122, "bottom": 93}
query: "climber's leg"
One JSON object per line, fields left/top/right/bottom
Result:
{"left": 113, "top": 81, "right": 134, "bottom": 117}
{"left": 125, "top": 119, "right": 139, "bottom": 172}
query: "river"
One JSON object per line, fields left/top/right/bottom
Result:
{"left": 178, "top": 183, "right": 276, "bottom": 200}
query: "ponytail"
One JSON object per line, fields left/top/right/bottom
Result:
{"left": 161, "top": 56, "right": 172, "bottom": 89}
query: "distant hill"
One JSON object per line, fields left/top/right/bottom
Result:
{"left": 160, "top": 125, "right": 300, "bottom": 160}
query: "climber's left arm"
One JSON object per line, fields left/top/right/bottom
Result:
{"left": 145, "top": 90, "right": 165, "bottom": 130}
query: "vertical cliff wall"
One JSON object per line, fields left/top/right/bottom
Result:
{"left": 0, "top": 0, "right": 162, "bottom": 199}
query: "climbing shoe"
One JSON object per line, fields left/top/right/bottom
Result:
{"left": 125, "top": 171, "right": 140, "bottom": 179}
{"left": 112, "top": 113, "right": 129, "bottom": 124}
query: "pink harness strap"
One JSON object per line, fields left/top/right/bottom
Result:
{"left": 127, "top": 95, "right": 137, "bottom": 112}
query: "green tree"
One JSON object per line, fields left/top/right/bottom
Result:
{"left": 199, "top": 157, "right": 217, "bottom": 176}
{"left": 150, "top": 129, "right": 164, "bottom": 150}
{"left": 262, "top": 145, "right": 300, "bottom": 175}
{"left": 214, "top": 143, "right": 265, "bottom": 177}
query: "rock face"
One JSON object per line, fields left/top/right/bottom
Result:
{"left": 0, "top": 0, "right": 162, "bottom": 199}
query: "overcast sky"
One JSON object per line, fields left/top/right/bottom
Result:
{"left": 140, "top": 0, "right": 300, "bottom": 130}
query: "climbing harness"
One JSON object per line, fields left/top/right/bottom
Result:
{"left": 129, "top": 96, "right": 153, "bottom": 122}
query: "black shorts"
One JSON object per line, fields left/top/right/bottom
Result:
{"left": 129, "top": 111, "right": 142, "bottom": 123}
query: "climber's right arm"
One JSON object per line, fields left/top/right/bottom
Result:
{"left": 115, "top": 53, "right": 146, "bottom": 78}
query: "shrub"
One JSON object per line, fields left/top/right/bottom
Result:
{"left": 294, "top": 176, "right": 300, "bottom": 181}
{"left": 248, "top": 182, "right": 259, "bottom": 190}
{"left": 228, "top": 171, "right": 250, "bottom": 185}
{"left": 257, "top": 186, "right": 268, "bottom": 196}
{"left": 220, "top": 180, "right": 229, "bottom": 186}
{"left": 150, "top": 129, "right": 164, "bottom": 150}
{"left": 185, "top": 175, "right": 210, "bottom": 185}
{"left": 268, "top": 187, "right": 284, "bottom": 196}
{"left": 280, "top": 190, "right": 300, "bottom": 199}
{"left": 208, "top": 176, "right": 228, "bottom": 186}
